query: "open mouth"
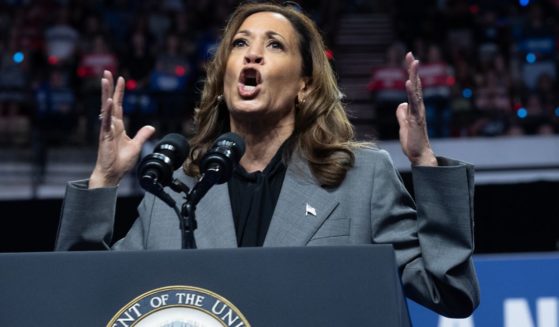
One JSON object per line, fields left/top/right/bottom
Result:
{"left": 238, "top": 68, "right": 262, "bottom": 97}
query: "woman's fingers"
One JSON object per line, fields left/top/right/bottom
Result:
{"left": 100, "top": 71, "right": 117, "bottom": 122}
{"left": 99, "top": 72, "right": 125, "bottom": 135}
{"left": 112, "top": 76, "right": 125, "bottom": 120}
{"left": 405, "top": 51, "right": 415, "bottom": 70}
{"left": 404, "top": 52, "right": 424, "bottom": 120}
{"left": 101, "top": 76, "right": 109, "bottom": 107}
{"left": 100, "top": 79, "right": 109, "bottom": 121}
{"left": 100, "top": 98, "right": 113, "bottom": 135}
{"left": 104, "top": 70, "right": 114, "bottom": 96}
{"left": 133, "top": 125, "right": 156, "bottom": 146}
{"left": 405, "top": 80, "right": 417, "bottom": 116}
{"left": 395, "top": 102, "right": 408, "bottom": 126}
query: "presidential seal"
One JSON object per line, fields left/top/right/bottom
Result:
{"left": 107, "top": 285, "right": 251, "bottom": 327}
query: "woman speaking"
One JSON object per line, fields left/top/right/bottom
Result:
{"left": 56, "top": 2, "right": 479, "bottom": 318}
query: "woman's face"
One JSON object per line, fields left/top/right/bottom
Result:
{"left": 223, "top": 11, "right": 306, "bottom": 125}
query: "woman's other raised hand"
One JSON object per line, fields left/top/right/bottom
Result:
{"left": 396, "top": 52, "right": 437, "bottom": 167}
{"left": 89, "top": 71, "right": 156, "bottom": 188}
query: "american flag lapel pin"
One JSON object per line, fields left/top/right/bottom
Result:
{"left": 305, "top": 203, "right": 317, "bottom": 216}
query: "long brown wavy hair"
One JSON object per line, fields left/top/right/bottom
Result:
{"left": 185, "top": 1, "right": 358, "bottom": 187}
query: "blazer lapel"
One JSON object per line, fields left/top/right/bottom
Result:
{"left": 264, "top": 155, "right": 340, "bottom": 247}
{"left": 193, "top": 183, "right": 238, "bottom": 249}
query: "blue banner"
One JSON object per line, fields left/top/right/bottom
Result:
{"left": 408, "top": 253, "right": 559, "bottom": 327}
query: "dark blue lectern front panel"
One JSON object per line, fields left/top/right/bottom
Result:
{"left": 0, "top": 245, "right": 410, "bottom": 326}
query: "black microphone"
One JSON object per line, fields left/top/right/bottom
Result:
{"left": 138, "top": 133, "right": 189, "bottom": 207}
{"left": 188, "top": 132, "right": 245, "bottom": 205}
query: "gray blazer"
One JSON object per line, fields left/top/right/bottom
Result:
{"left": 56, "top": 147, "right": 480, "bottom": 318}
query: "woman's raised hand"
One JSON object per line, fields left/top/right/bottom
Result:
{"left": 395, "top": 52, "right": 437, "bottom": 167}
{"left": 89, "top": 71, "right": 156, "bottom": 188}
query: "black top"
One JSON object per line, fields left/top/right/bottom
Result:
{"left": 228, "top": 145, "right": 288, "bottom": 247}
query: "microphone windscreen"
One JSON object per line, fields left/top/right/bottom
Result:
{"left": 155, "top": 133, "right": 190, "bottom": 169}
{"left": 215, "top": 132, "right": 246, "bottom": 162}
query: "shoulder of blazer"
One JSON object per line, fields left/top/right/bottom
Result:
{"left": 346, "top": 146, "right": 398, "bottom": 179}
{"left": 353, "top": 146, "right": 395, "bottom": 166}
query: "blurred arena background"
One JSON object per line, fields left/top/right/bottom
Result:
{"left": 0, "top": 0, "right": 557, "bottom": 253}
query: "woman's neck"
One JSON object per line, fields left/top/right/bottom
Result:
{"left": 230, "top": 119, "right": 294, "bottom": 173}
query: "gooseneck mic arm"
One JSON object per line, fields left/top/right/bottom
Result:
{"left": 187, "top": 132, "right": 246, "bottom": 206}
{"left": 179, "top": 132, "right": 246, "bottom": 249}
{"left": 137, "top": 133, "right": 192, "bottom": 247}
{"left": 137, "top": 132, "right": 245, "bottom": 249}
{"left": 137, "top": 133, "right": 189, "bottom": 207}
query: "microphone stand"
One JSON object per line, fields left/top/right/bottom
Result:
{"left": 139, "top": 176, "right": 194, "bottom": 249}
{"left": 168, "top": 161, "right": 230, "bottom": 249}
{"left": 169, "top": 180, "right": 197, "bottom": 249}
{"left": 181, "top": 201, "right": 197, "bottom": 249}
{"left": 176, "top": 166, "right": 222, "bottom": 249}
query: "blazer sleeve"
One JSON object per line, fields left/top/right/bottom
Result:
{"left": 55, "top": 180, "right": 150, "bottom": 251}
{"left": 370, "top": 152, "right": 480, "bottom": 318}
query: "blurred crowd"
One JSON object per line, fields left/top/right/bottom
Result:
{"left": 1, "top": 0, "right": 558, "bottom": 151}
{"left": 0, "top": 0, "right": 344, "bottom": 149}
{"left": 0, "top": 0, "right": 235, "bottom": 147}
{"left": 369, "top": 0, "right": 559, "bottom": 139}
